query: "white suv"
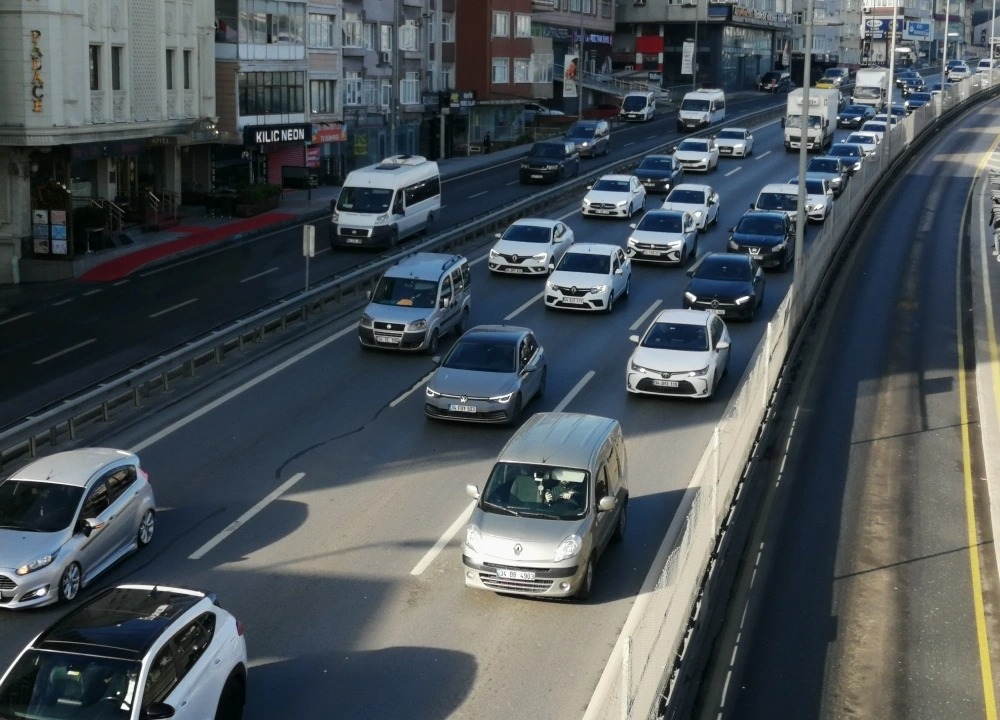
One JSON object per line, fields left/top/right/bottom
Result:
{"left": 0, "top": 584, "right": 248, "bottom": 720}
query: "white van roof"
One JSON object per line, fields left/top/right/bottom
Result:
{"left": 684, "top": 88, "right": 725, "bottom": 99}
{"left": 344, "top": 156, "right": 440, "bottom": 189}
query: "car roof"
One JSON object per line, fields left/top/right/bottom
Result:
{"left": 595, "top": 174, "right": 635, "bottom": 182}
{"left": 698, "top": 252, "right": 751, "bottom": 268}
{"left": 458, "top": 325, "right": 528, "bottom": 344}
{"left": 740, "top": 209, "right": 788, "bottom": 221}
{"left": 759, "top": 183, "right": 799, "bottom": 193}
{"left": 8, "top": 448, "right": 137, "bottom": 488}
{"left": 678, "top": 136, "right": 711, "bottom": 144}
{"left": 847, "top": 132, "right": 878, "bottom": 140}
{"left": 387, "top": 252, "right": 464, "bottom": 280}
{"left": 831, "top": 143, "right": 865, "bottom": 153}
{"left": 671, "top": 183, "right": 713, "bottom": 192}
{"left": 717, "top": 127, "right": 748, "bottom": 133}
{"left": 34, "top": 585, "right": 210, "bottom": 661}
{"left": 652, "top": 308, "right": 713, "bottom": 326}
{"left": 643, "top": 209, "right": 689, "bottom": 217}
{"left": 509, "top": 217, "right": 559, "bottom": 229}
{"left": 564, "top": 243, "right": 619, "bottom": 256}
{"left": 498, "top": 412, "right": 619, "bottom": 468}
{"left": 808, "top": 155, "right": 841, "bottom": 164}
{"left": 640, "top": 154, "right": 675, "bottom": 161}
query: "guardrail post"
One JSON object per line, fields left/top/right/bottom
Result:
{"left": 621, "top": 635, "right": 632, "bottom": 719}
{"left": 68, "top": 417, "right": 76, "bottom": 440}
{"left": 764, "top": 322, "right": 772, "bottom": 407}
{"left": 133, "top": 386, "right": 141, "bottom": 407}
{"left": 187, "top": 359, "right": 195, "bottom": 377}
{"left": 163, "top": 371, "right": 171, "bottom": 393}
{"left": 101, "top": 401, "right": 110, "bottom": 422}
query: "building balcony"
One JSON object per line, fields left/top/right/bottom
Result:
{"left": 91, "top": 91, "right": 106, "bottom": 124}
{"left": 113, "top": 91, "right": 128, "bottom": 123}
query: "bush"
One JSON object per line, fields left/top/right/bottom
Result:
{"left": 234, "top": 183, "right": 282, "bottom": 204}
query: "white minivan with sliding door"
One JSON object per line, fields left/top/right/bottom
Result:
{"left": 331, "top": 155, "right": 441, "bottom": 249}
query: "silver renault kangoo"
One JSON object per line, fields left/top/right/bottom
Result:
{"left": 462, "top": 412, "right": 628, "bottom": 600}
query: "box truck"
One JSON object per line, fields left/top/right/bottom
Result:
{"left": 783, "top": 88, "right": 839, "bottom": 152}
{"left": 852, "top": 68, "right": 889, "bottom": 110}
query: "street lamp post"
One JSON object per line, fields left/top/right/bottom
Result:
{"left": 693, "top": 1, "right": 699, "bottom": 90}
{"left": 793, "top": 0, "right": 816, "bottom": 326}
{"left": 886, "top": 1, "right": 898, "bottom": 157}
{"left": 578, "top": 1, "right": 585, "bottom": 118}
{"left": 940, "top": 0, "right": 950, "bottom": 89}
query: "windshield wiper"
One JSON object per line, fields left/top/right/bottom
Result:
{"left": 518, "top": 510, "right": 568, "bottom": 520}
{"left": 481, "top": 500, "right": 520, "bottom": 517}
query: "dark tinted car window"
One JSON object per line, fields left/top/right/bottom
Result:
{"left": 172, "top": 613, "right": 217, "bottom": 679}
{"left": 695, "top": 257, "right": 752, "bottom": 282}
{"left": 641, "top": 322, "right": 708, "bottom": 351}
{"left": 739, "top": 214, "right": 786, "bottom": 234}
{"left": 530, "top": 143, "right": 565, "bottom": 159}
{"left": 80, "top": 480, "right": 110, "bottom": 520}
{"left": 638, "top": 156, "right": 676, "bottom": 170}
{"left": 0, "top": 480, "right": 84, "bottom": 533}
{"left": 637, "top": 213, "right": 683, "bottom": 233}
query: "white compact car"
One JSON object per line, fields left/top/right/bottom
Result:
{"left": 489, "top": 218, "right": 575, "bottom": 275}
{"left": 545, "top": 243, "right": 632, "bottom": 313}
{"left": 844, "top": 131, "right": 880, "bottom": 155}
{"left": 859, "top": 121, "right": 888, "bottom": 141}
{"left": 582, "top": 175, "right": 646, "bottom": 218}
{"left": 660, "top": 183, "right": 720, "bottom": 232}
{"left": 672, "top": 137, "right": 720, "bottom": 172}
{"left": 626, "top": 210, "right": 699, "bottom": 265}
{"left": 714, "top": 127, "right": 754, "bottom": 158}
{"left": 947, "top": 63, "right": 972, "bottom": 81}
{"left": 788, "top": 175, "right": 834, "bottom": 222}
{"left": 626, "top": 308, "right": 731, "bottom": 399}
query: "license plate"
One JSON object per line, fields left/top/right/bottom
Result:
{"left": 709, "top": 308, "right": 726, "bottom": 315}
{"left": 643, "top": 249, "right": 661, "bottom": 256}
{"left": 720, "top": 148, "right": 732, "bottom": 154}
{"left": 531, "top": 174, "right": 543, "bottom": 179}
{"left": 376, "top": 335, "right": 401, "bottom": 344}
{"left": 496, "top": 568, "right": 536, "bottom": 581}
{"left": 561, "top": 297, "right": 586, "bottom": 304}
{"left": 595, "top": 210, "right": 610, "bottom": 214}
{"left": 653, "top": 380, "right": 680, "bottom": 387}
{"left": 449, "top": 404, "right": 477, "bottom": 413}
{"left": 503, "top": 268, "right": 524, "bottom": 274}
{"left": 345, "top": 238, "right": 362, "bottom": 244}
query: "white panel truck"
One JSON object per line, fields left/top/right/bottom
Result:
{"left": 784, "top": 88, "right": 839, "bottom": 152}
{"left": 852, "top": 67, "right": 889, "bottom": 111}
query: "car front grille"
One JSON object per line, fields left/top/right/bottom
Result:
{"left": 339, "top": 227, "right": 370, "bottom": 238}
{"left": 635, "top": 378, "right": 699, "bottom": 395}
{"left": 588, "top": 203, "right": 618, "bottom": 211}
{"left": 425, "top": 405, "right": 509, "bottom": 422}
{"left": 0, "top": 575, "right": 15, "bottom": 591}
{"left": 553, "top": 285, "right": 590, "bottom": 297}
{"left": 632, "top": 241, "right": 669, "bottom": 250}
{"left": 480, "top": 574, "right": 555, "bottom": 592}
{"left": 497, "top": 253, "right": 529, "bottom": 264}
{"left": 373, "top": 321, "right": 407, "bottom": 332}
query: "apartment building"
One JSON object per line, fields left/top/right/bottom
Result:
{"left": 305, "top": 1, "right": 346, "bottom": 184}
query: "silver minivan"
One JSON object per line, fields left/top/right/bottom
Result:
{"left": 462, "top": 412, "right": 628, "bottom": 600}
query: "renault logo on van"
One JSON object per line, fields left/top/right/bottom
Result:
{"left": 513, "top": 543, "right": 523, "bottom": 556}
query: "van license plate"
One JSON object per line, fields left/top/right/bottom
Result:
{"left": 496, "top": 568, "right": 535, "bottom": 581}
{"left": 345, "top": 238, "right": 362, "bottom": 244}
{"left": 531, "top": 174, "right": 543, "bottom": 179}
{"left": 653, "top": 380, "right": 680, "bottom": 388}
{"left": 449, "top": 404, "right": 477, "bottom": 413}
{"left": 376, "top": 335, "right": 401, "bottom": 344}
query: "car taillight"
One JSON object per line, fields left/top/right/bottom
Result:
{"left": 236, "top": 619, "right": 245, "bottom": 636}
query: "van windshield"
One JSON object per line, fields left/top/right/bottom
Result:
{"left": 371, "top": 276, "right": 438, "bottom": 308}
{"left": 480, "top": 462, "right": 590, "bottom": 520}
{"left": 621, "top": 96, "right": 649, "bottom": 111}
{"left": 337, "top": 186, "right": 393, "bottom": 213}
{"left": 853, "top": 87, "right": 882, "bottom": 99}
{"left": 567, "top": 125, "right": 597, "bottom": 138}
{"left": 681, "top": 99, "right": 710, "bottom": 112}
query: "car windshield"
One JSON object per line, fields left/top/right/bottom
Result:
{"left": 622, "top": 96, "right": 649, "bottom": 111}
{"left": 557, "top": 252, "right": 610, "bottom": 274}
{"left": 677, "top": 140, "right": 709, "bottom": 152}
{"left": 0, "top": 649, "right": 141, "bottom": 720}
{"left": 443, "top": 338, "right": 516, "bottom": 373}
{"left": 717, "top": 130, "right": 744, "bottom": 140}
{"left": 637, "top": 213, "right": 683, "bottom": 233}
{"left": 371, "top": 276, "right": 438, "bottom": 308}
{"left": 910, "top": 93, "right": 932, "bottom": 101}
{"left": 638, "top": 157, "right": 675, "bottom": 170}
{"left": 0, "top": 480, "right": 83, "bottom": 532}
{"left": 666, "top": 189, "right": 704, "bottom": 204}
{"left": 681, "top": 99, "right": 710, "bottom": 112}
{"left": 756, "top": 193, "right": 797, "bottom": 211}
{"left": 480, "top": 462, "right": 589, "bottom": 520}
{"left": 641, "top": 321, "right": 708, "bottom": 351}
{"left": 336, "top": 186, "right": 393, "bottom": 214}
{"left": 738, "top": 214, "right": 786, "bottom": 234}
{"left": 793, "top": 178, "right": 827, "bottom": 195}
{"left": 842, "top": 105, "right": 868, "bottom": 114}
{"left": 567, "top": 125, "right": 596, "bottom": 139}
{"left": 592, "top": 179, "right": 630, "bottom": 192}
{"left": 808, "top": 159, "right": 838, "bottom": 173}
{"left": 864, "top": 123, "right": 887, "bottom": 132}
{"left": 830, "top": 145, "right": 862, "bottom": 158}
{"left": 502, "top": 224, "right": 551, "bottom": 243}
{"left": 695, "top": 258, "right": 751, "bottom": 282}
{"left": 529, "top": 144, "right": 565, "bottom": 160}
{"left": 848, "top": 135, "right": 875, "bottom": 145}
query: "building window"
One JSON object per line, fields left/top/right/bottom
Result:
{"left": 492, "top": 57, "right": 509, "bottom": 83}
{"left": 239, "top": 7, "right": 304, "bottom": 45}
{"left": 793, "top": 11, "right": 803, "bottom": 24}
{"left": 363, "top": 79, "right": 378, "bottom": 106}
{"left": 441, "top": 67, "right": 454, "bottom": 89}
{"left": 343, "top": 12, "right": 362, "bottom": 47}
{"left": 401, "top": 71, "right": 419, "bottom": 104}
{"left": 183, "top": 50, "right": 191, "bottom": 90}
{"left": 308, "top": 13, "right": 336, "bottom": 48}
{"left": 381, "top": 24, "right": 393, "bottom": 52}
{"left": 344, "top": 72, "right": 362, "bottom": 105}
{"left": 570, "top": 0, "right": 581, "bottom": 11}
{"left": 515, "top": 14, "right": 531, "bottom": 38}
{"left": 601, "top": 0, "right": 613, "bottom": 17}
{"left": 530, "top": 53, "right": 554, "bottom": 83}
{"left": 381, "top": 81, "right": 391, "bottom": 107}
{"left": 441, "top": 17, "right": 453, "bottom": 42}
{"left": 492, "top": 12, "right": 510, "bottom": 37}
{"left": 400, "top": 21, "right": 419, "bottom": 51}
{"left": 89, "top": 45, "right": 100, "bottom": 90}
{"left": 514, "top": 58, "right": 530, "bottom": 83}
{"left": 310, "top": 79, "right": 336, "bottom": 113}
{"left": 238, "top": 71, "right": 306, "bottom": 115}
{"left": 363, "top": 23, "right": 376, "bottom": 49}
{"left": 111, "top": 46, "right": 123, "bottom": 91}
{"left": 165, "top": 49, "right": 175, "bottom": 90}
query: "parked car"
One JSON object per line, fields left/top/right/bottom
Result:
{"left": 758, "top": 71, "right": 792, "bottom": 93}
{"left": 683, "top": 252, "right": 765, "bottom": 321}
{"left": 626, "top": 210, "right": 699, "bottom": 265}
{"left": 634, "top": 154, "right": 685, "bottom": 194}
{"left": 489, "top": 218, "right": 574, "bottom": 275}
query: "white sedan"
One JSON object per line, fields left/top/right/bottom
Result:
{"left": 626, "top": 209, "right": 699, "bottom": 265}
{"left": 582, "top": 174, "right": 647, "bottom": 218}
{"left": 626, "top": 308, "right": 731, "bottom": 399}
{"left": 545, "top": 243, "right": 631, "bottom": 313}
{"left": 672, "top": 137, "right": 720, "bottom": 172}
{"left": 714, "top": 127, "right": 755, "bottom": 158}
{"left": 788, "top": 175, "right": 834, "bottom": 222}
{"left": 488, "top": 218, "right": 574, "bottom": 275}
{"left": 660, "top": 183, "right": 720, "bottom": 232}
{"left": 843, "top": 132, "right": 880, "bottom": 155}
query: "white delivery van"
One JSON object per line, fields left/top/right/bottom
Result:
{"left": 620, "top": 91, "right": 656, "bottom": 121}
{"left": 331, "top": 155, "right": 441, "bottom": 249}
{"left": 677, "top": 89, "right": 726, "bottom": 132}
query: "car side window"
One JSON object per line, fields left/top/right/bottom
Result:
{"left": 171, "top": 612, "right": 217, "bottom": 680}
{"left": 711, "top": 318, "right": 724, "bottom": 347}
{"left": 80, "top": 479, "right": 111, "bottom": 520}
{"left": 142, "top": 646, "right": 180, "bottom": 707}
{"left": 596, "top": 466, "right": 609, "bottom": 500}
{"left": 450, "top": 267, "right": 464, "bottom": 294}
{"left": 460, "top": 262, "right": 471, "bottom": 290}
{"left": 605, "top": 443, "right": 621, "bottom": 494}
{"left": 522, "top": 334, "right": 539, "bottom": 365}
{"left": 612, "top": 254, "right": 621, "bottom": 273}
{"left": 106, "top": 465, "right": 137, "bottom": 504}
{"left": 439, "top": 274, "right": 453, "bottom": 306}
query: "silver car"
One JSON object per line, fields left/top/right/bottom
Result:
{"left": 0, "top": 448, "right": 156, "bottom": 609}
{"left": 424, "top": 325, "right": 547, "bottom": 425}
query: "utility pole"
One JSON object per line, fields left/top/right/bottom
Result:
{"left": 793, "top": 0, "right": 815, "bottom": 328}
{"left": 578, "top": 1, "right": 585, "bottom": 117}
{"left": 693, "top": 0, "right": 699, "bottom": 90}
{"left": 940, "top": 0, "right": 950, "bottom": 90}
{"left": 886, "top": 0, "right": 898, "bottom": 156}
{"left": 390, "top": 0, "right": 399, "bottom": 157}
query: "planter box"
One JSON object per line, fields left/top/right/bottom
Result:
{"left": 233, "top": 196, "right": 280, "bottom": 217}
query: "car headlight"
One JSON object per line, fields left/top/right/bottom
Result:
{"left": 581, "top": 141, "right": 589, "bottom": 147}
{"left": 532, "top": 252, "right": 548, "bottom": 262}
{"left": 582, "top": 198, "right": 592, "bottom": 206}
{"left": 16, "top": 552, "right": 57, "bottom": 576}
{"left": 630, "top": 360, "right": 650, "bottom": 373}
{"left": 685, "top": 366, "right": 710, "bottom": 377}
{"left": 807, "top": 203, "right": 819, "bottom": 212}
{"left": 546, "top": 164, "right": 559, "bottom": 170}
{"left": 520, "top": 163, "right": 530, "bottom": 170}
{"left": 375, "top": 214, "right": 389, "bottom": 225}
{"left": 734, "top": 144, "right": 745, "bottom": 151}
{"left": 772, "top": 241, "right": 787, "bottom": 251}
{"left": 553, "top": 534, "right": 582, "bottom": 562}
{"left": 331, "top": 211, "right": 340, "bottom": 223}
{"left": 735, "top": 295, "right": 753, "bottom": 305}
{"left": 425, "top": 386, "right": 441, "bottom": 398}
{"left": 615, "top": 200, "right": 628, "bottom": 207}
{"left": 591, "top": 284, "right": 608, "bottom": 293}
{"left": 728, "top": 239, "right": 739, "bottom": 250}
{"left": 360, "top": 313, "right": 374, "bottom": 328}
{"left": 408, "top": 319, "right": 427, "bottom": 331}
{"left": 684, "top": 291, "right": 698, "bottom": 302}
{"left": 465, "top": 524, "right": 482, "bottom": 552}
{"left": 489, "top": 249, "right": 499, "bottom": 259}
{"left": 694, "top": 210, "right": 704, "bottom": 218}
{"left": 489, "top": 392, "right": 514, "bottom": 403}
{"left": 547, "top": 281, "right": 558, "bottom": 291}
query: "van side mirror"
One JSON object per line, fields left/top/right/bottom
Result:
{"left": 465, "top": 484, "right": 480, "bottom": 500}
{"left": 440, "top": 296, "right": 451, "bottom": 309}
{"left": 366, "top": 289, "right": 372, "bottom": 300}
{"left": 598, "top": 496, "right": 616, "bottom": 512}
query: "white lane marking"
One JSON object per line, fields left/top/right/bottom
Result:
{"left": 469, "top": 254, "right": 489, "bottom": 266}
{"left": 33, "top": 338, "right": 97, "bottom": 366}
{"left": 390, "top": 370, "right": 436, "bottom": 408}
{"left": 624, "top": 141, "right": 637, "bottom": 146}
{"left": 410, "top": 500, "right": 476, "bottom": 575}
{"left": 505, "top": 291, "right": 545, "bottom": 320}
{"left": 83, "top": 289, "right": 102, "bottom": 296}
{"left": 506, "top": 180, "right": 519, "bottom": 186}
{"left": 149, "top": 298, "right": 198, "bottom": 318}
{"left": 630, "top": 299, "right": 662, "bottom": 331}
{"left": 52, "top": 298, "right": 73, "bottom": 307}
{"left": 240, "top": 267, "right": 280, "bottom": 283}
{"left": 557, "top": 208, "right": 578, "bottom": 221}
{"left": 130, "top": 322, "right": 360, "bottom": 453}
{"left": 554, "top": 370, "right": 595, "bottom": 412}
{"left": 0, "top": 312, "right": 33, "bottom": 327}
{"left": 725, "top": 167, "right": 743, "bottom": 177}
{"left": 469, "top": 190, "right": 488, "bottom": 199}
{"left": 189, "top": 472, "right": 307, "bottom": 560}
{"left": 408, "top": 370, "right": 596, "bottom": 575}
{"left": 112, "top": 279, "right": 129, "bottom": 287}
{"left": 755, "top": 150, "right": 772, "bottom": 159}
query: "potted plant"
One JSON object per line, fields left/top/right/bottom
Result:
{"left": 233, "top": 183, "right": 282, "bottom": 217}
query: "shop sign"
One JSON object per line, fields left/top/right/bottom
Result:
{"left": 422, "top": 93, "right": 440, "bottom": 110}
{"left": 731, "top": 6, "right": 791, "bottom": 28}
{"left": 449, "top": 90, "right": 476, "bottom": 108}
{"left": 30, "top": 30, "right": 44, "bottom": 112}
{"left": 311, "top": 123, "right": 346, "bottom": 144}
{"left": 148, "top": 136, "right": 177, "bottom": 146}
{"left": 244, "top": 123, "right": 312, "bottom": 146}
{"left": 306, "top": 146, "right": 321, "bottom": 168}
{"left": 354, "top": 134, "right": 368, "bottom": 157}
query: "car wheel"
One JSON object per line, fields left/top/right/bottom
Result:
{"left": 605, "top": 291, "right": 615, "bottom": 314}
{"left": 507, "top": 393, "right": 523, "bottom": 426}
{"left": 137, "top": 509, "right": 155, "bottom": 547}
{"left": 679, "top": 246, "right": 688, "bottom": 266}
{"left": 456, "top": 307, "right": 469, "bottom": 336}
{"left": 780, "top": 252, "right": 791, "bottom": 273}
{"left": 214, "top": 672, "right": 246, "bottom": 720}
{"left": 612, "top": 501, "right": 627, "bottom": 543}
{"left": 59, "top": 562, "right": 82, "bottom": 603}
{"left": 639, "top": 198, "right": 646, "bottom": 213}
{"left": 388, "top": 229, "right": 399, "bottom": 248}
{"left": 576, "top": 557, "right": 595, "bottom": 601}
{"left": 426, "top": 329, "right": 439, "bottom": 355}
{"left": 537, "top": 366, "right": 548, "bottom": 397}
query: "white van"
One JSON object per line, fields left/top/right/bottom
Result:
{"left": 620, "top": 91, "right": 656, "bottom": 121}
{"left": 677, "top": 89, "right": 726, "bottom": 132}
{"left": 331, "top": 155, "right": 441, "bottom": 249}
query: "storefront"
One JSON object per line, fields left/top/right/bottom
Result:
{"left": 241, "top": 123, "right": 312, "bottom": 186}
{"left": 310, "top": 122, "right": 347, "bottom": 185}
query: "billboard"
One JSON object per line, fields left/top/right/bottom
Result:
{"left": 681, "top": 41, "right": 695, "bottom": 75}
{"left": 564, "top": 54, "right": 578, "bottom": 98}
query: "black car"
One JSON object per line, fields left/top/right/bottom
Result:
{"left": 900, "top": 76, "right": 926, "bottom": 95}
{"left": 904, "top": 91, "right": 933, "bottom": 113}
{"left": 634, "top": 154, "right": 685, "bottom": 194}
{"left": 519, "top": 139, "right": 580, "bottom": 184}
{"left": 836, "top": 104, "right": 876, "bottom": 128}
{"left": 826, "top": 143, "right": 865, "bottom": 175}
{"left": 758, "top": 71, "right": 792, "bottom": 93}
{"left": 895, "top": 70, "right": 922, "bottom": 88}
{"left": 727, "top": 210, "right": 795, "bottom": 272}
{"left": 683, "top": 252, "right": 765, "bottom": 321}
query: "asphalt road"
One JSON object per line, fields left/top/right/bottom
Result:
{"left": 0, "top": 115, "right": 839, "bottom": 719}
{"left": 693, "top": 97, "right": 1000, "bottom": 718}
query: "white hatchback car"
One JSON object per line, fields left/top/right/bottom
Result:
{"left": 546, "top": 243, "right": 632, "bottom": 313}
{"left": 626, "top": 308, "right": 731, "bottom": 399}
{"left": 788, "top": 175, "right": 834, "bottom": 222}
{"left": 660, "top": 183, "right": 720, "bottom": 232}
{"left": 488, "top": 218, "right": 575, "bottom": 275}
{"left": 844, "top": 131, "right": 880, "bottom": 155}
{"left": 714, "top": 127, "right": 755, "bottom": 158}
{"left": 582, "top": 175, "right": 646, "bottom": 218}
{"left": 672, "top": 137, "right": 720, "bottom": 172}
{"left": 626, "top": 210, "right": 699, "bottom": 265}
{"left": 0, "top": 584, "right": 247, "bottom": 720}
